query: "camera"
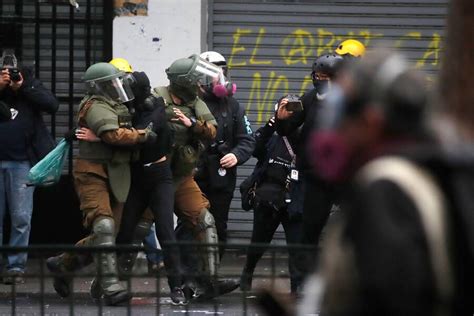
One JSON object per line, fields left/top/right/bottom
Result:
{"left": 284, "top": 94, "right": 303, "bottom": 112}
{"left": 1, "top": 50, "right": 21, "bottom": 83}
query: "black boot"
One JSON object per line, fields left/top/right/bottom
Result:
{"left": 240, "top": 266, "right": 254, "bottom": 292}
{"left": 46, "top": 255, "right": 72, "bottom": 298}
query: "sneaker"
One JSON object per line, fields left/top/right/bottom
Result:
{"left": 3, "top": 270, "right": 25, "bottom": 285}
{"left": 170, "top": 287, "right": 188, "bottom": 306}
{"left": 46, "top": 255, "right": 71, "bottom": 298}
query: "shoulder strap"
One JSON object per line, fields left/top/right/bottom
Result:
{"left": 358, "top": 156, "right": 453, "bottom": 310}
{"left": 282, "top": 136, "right": 296, "bottom": 167}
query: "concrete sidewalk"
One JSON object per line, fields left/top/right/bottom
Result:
{"left": 0, "top": 253, "right": 294, "bottom": 315}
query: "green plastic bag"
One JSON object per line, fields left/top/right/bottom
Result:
{"left": 28, "top": 138, "right": 69, "bottom": 187}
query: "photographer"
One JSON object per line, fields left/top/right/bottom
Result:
{"left": 239, "top": 111, "right": 303, "bottom": 294}
{"left": 195, "top": 51, "right": 255, "bottom": 258}
{"left": 0, "top": 50, "right": 59, "bottom": 284}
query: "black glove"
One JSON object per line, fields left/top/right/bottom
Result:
{"left": 143, "top": 95, "right": 161, "bottom": 112}
{"left": 143, "top": 122, "right": 157, "bottom": 144}
{"left": 64, "top": 128, "right": 77, "bottom": 143}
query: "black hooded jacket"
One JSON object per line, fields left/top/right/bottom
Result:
{"left": 0, "top": 67, "right": 59, "bottom": 163}
{"left": 196, "top": 92, "right": 255, "bottom": 192}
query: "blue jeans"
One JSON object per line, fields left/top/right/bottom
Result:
{"left": 143, "top": 223, "right": 163, "bottom": 264}
{"left": 0, "top": 161, "right": 34, "bottom": 272}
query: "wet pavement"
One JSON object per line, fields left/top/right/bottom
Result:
{"left": 0, "top": 253, "right": 295, "bottom": 315}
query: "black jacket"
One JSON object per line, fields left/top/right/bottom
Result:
{"left": 274, "top": 88, "right": 321, "bottom": 172}
{"left": 196, "top": 93, "right": 255, "bottom": 191}
{"left": 133, "top": 96, "right": 172, "bottom": 164}
{"left": 0, "top": 67, "right": 59, "bottom": 163}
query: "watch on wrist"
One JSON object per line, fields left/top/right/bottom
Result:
{"left": 190, "top": 117, "right": 197, "bottom": 128}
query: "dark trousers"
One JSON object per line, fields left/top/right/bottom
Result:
{"left": 243, "top": 203, "right": 303, "bottom": 293}
{"left": 299, "top": 175, "right": 338, "bottom": 276}
{"left": 116, "top": 161, "right": 182, "bottom": 289}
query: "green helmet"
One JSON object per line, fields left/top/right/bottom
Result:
{"left": 166, "top": 54, "right": 200, "bottom": 87}
{"left": 83, "top": 62, "right": 122, "bottom": 82}
{"left": 166, "top": 54, "right": 225, "bottom": 103}
{"left": 83, "top": 62, "right": 134, "bottom": 103}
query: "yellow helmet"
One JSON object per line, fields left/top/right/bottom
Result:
{"left": 109, "top": 57, "right": 133, "bottom": 73}
{"left": 335, "top": 39, "right": 366, "bottom": 58}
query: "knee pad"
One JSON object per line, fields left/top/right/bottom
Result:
{"left": 93, "top": 217, "right": 115, "bottom": 246}
{"left": 197, "top": 208, "right": 216, "bottom": 232}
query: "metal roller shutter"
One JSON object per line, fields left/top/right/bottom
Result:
{"left": 0, "top": 0, "right": 112, "bottom": 173}
{"left": 208, "top": 0, "right": 448, "bottom": 243}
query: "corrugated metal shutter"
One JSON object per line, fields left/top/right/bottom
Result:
{"left": 1, "top": 0, "right": 112, "bottom": 172}
{"left": 209, "top": 0, "right": 448, "bottom": 243}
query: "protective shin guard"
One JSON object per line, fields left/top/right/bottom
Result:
{"left": 92, "top": 217, "right": 131, "bottom": 305}
{"left": 195, "top": 209, "right": 220, "bottom": 279}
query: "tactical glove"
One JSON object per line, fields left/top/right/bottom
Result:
{"left": 143, "top": 122, "right": 157, "bottom": 144}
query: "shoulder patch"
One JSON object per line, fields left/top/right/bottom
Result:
{"left": 244, "top": 115, "right": 253, "bottom": 134}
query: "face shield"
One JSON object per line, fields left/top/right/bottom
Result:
{"left": 90, "top": 75, "right": 135, "bottom": 103}
{"left": 194, "top": 58, "right": 227, "bottom": 89}
{"left": 195, "top": 58, "right": 237, "bottom": 98}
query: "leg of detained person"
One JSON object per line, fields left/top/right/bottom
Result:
{"left": 240, "top": 203, "right": 281, "bottom": 291}
{"left": 146, "top": 160, "right": 183, "bottom": 290}
{"left": 115, "top": 164, "right": 149, "bottom": 276}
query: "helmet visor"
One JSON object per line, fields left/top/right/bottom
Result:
{"left": 195, "top": 58, "right": 226, "bottom": 88}
{"left": 95, "top": 76, "right": 135, "bottom": 103}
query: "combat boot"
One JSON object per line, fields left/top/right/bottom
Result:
{"left": 198, "top": 279, "right": 240, "bottom": 300}
{"left": 46, "top": 255, "right": 72, "bottom": 298}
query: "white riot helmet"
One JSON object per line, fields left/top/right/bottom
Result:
{"left": 200, "top": 51, "right": 226, "bottom": 67}
{"left": 199, "top": 51, "right": 236, "bottom": 97}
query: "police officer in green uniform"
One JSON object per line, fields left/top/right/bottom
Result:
{"left": 48, "top": 63, "right": 155, "bottom": 306}
{"left": 153, "top": 55, "right": 239, "bottom": 298}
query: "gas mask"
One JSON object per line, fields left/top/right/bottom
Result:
{"left": 201, "top": 68, "right": 236, "bottom": 98}
{"left": 211, "top": 77, "right": 237, "bottom": 98}
{"left": 308, "top": 84, "right": 356, "bottom": 182}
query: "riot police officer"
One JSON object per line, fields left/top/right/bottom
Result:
{"left": 195, "top": 51, "right": 255, "bottom": 258}
{"left": 47, "top": 63, "right": 155, "bottom": 305}
{"left": 153, "top": 55, "right": 239, "bottom": 299}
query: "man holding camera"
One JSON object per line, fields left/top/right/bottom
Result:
{"left": 0, "top": 50, "right": 58, "bottom": 284}
{"left": 195, "top": 51, "right": 255, "bottom": 259}
{"left": 274, "top": 53, "right": 345, "bottom": 286}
